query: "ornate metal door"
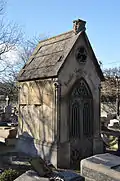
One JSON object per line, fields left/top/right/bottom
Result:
{"left": 69, "top": 79, "right": 93, "bottom": 169}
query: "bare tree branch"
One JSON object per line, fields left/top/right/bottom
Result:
{"left": 0, "top": 0, "right": 48, "bottom": 103}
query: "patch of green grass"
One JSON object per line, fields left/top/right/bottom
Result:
{"left": 0, "top": 169, "right": 20, "bottom": 181}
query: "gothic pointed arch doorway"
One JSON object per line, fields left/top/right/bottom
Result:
{"left": 69, "top": 78, "right": 93, "bottom": 169}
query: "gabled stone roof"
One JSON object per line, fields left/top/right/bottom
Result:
{"left": 18, "top": 20, "right": 104, "bottom": 82}
{"left": 18, "top": 30, "right": 80, "bottom": 81}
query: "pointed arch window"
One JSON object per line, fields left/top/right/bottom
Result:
{"left": 70, "top": 78, "right": 93, "bottom": 139}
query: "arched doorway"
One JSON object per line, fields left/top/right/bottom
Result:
{"left": 69, "top": 78, "right": 93, "bottom": 169}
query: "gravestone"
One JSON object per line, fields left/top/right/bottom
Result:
{"left": 4, "top": 96, "right": 12, "bottom": 121}
{"left": 81, "top": 153, "right": 120, "bottom": 181}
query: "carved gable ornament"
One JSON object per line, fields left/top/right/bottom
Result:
{"left": 75, "top": 46, "right": 87, "bottom": 64}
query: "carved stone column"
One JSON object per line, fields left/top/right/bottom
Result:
{"left": 54, "top": 81, "right": 61, "bottom": 143}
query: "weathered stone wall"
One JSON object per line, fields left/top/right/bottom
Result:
{"left": 18, "top": 79, "right": 58, "bottom": 165}
{"left": 19, "top": 80, "right": 56, "bottom": 142}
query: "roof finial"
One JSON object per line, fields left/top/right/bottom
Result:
{"left": 73, "top": 19, "right": 86, "bottom": 34}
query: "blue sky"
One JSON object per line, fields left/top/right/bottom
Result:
{"left": 6, "top": 0, "right": 120, "bottom": 69}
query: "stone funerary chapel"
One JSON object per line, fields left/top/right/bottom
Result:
{"left": 18, "top": 19, "right": 104, "bottom": 169}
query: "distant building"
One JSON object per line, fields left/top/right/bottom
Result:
{"left": 18, "top": 19, "right": 104, "bottom": 169}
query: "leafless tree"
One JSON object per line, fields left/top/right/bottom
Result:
{"left": 18, "top": 35, "right": 47, "bottom": 65}
{"left": 103, "top": 67, "right": 120, "bottom": 78}
{"left": 0, "top": 35, "right": 47, "bottom": 103}
{"left": 0, "top": 0, "right": 23, "bottom": 103}
{"left": 101, "top": 67, "right": 120, "bottom": 103}
{"left": 0, "top": 0, "right": 23, "bottom": 75}
{"left": 0, "top": 0, "right": 48, "bottom": 103}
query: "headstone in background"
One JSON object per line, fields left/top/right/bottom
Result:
{"left": 4, "top": 104, "right": 12, "bottom": 121}
{"left": 5, "top": 95, "right": 9, "bottom": 106}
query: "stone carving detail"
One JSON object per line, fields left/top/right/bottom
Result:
{"left": 75, "top": 46, "right": 87, "bottom": 63}
{"left": 71, "top": 149, "right": 80, "bottom": 162}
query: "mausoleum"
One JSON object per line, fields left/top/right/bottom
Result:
{"left": 18, "top": 19, "right": 104, "bottom": 169}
